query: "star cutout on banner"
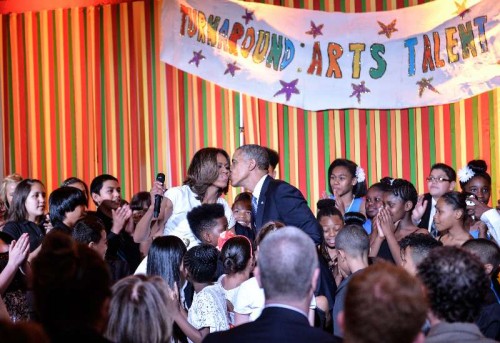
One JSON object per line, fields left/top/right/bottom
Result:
{"left": 417, "top": 77, "right": 440, "bottom": 97}
{"left": 454, "top": 0, "right": 470, "bottom": 19}
{"left": 224, "top": 61, "right": 241, "bottom": 77}
{"left": 350, "top": 81, "right": 370, "bottom": 103}
{"left": 305, "top": 21, "right": 324, "bottom": 39}
{"left": 377, "top": 19, "right": 398, "bottom": 39}
{"left": 189, "top": 50, "right": 205, "bottom": 67}
{"left": 274, "top": 79, "right": 300, "bottom": 101}
{"left": 242, "top": 9, "right": 254, "bottom": 25}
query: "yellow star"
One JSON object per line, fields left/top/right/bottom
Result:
{"left": 454, "top": 0, "right": 468, "bottom": 16}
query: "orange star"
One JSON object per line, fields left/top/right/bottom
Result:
{"left": 377, "top": 19, "right": 398, "bottom": 39}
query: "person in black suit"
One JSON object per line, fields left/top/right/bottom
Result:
{"left": 230, "top": 144, "right": 322, "bottom": 244}
{"left": 412, "top": 163, "right": 456, "bottom": 237}
{"left": 203, "top": 226, "right": 336, "bottom": 343}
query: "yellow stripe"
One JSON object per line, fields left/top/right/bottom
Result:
{"left": 415, "top": 108, "right": 424, "bottom": 193}
{"left": 334, "top": 110, "right": 342, "bottom": 157}
{"left": 353, "top": 109, "right": 360, "bottom": 163}
{"left": 374, "top": 110, "right": 382, "bottom": 180}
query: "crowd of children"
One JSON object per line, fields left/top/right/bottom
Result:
{"left": 0, "top": 145, "right": 499, "bottom": 342}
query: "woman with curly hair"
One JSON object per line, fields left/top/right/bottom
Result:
{"left": 134, "top": 148, "right": 235, "bottom": 251}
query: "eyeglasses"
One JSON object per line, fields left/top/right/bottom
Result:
{"left": 426, "top": 176, "right": 451, "bottom": 183}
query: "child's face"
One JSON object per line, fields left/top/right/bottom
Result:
{"left": 330, "top": 166, "right": 357, "bottom": 197}
{"left": 92, "top": 180, "right": 121, "bottom": 206}
{"left": 400, "top": 247, "right": 418, "bottom": 276}
{"left": 427, "top": 168, "right": 455, "bottom": 199}
{"left": 204, "top": 216, "right": 228, "bottom": 247}
{"left": 25, "top": 183, "right": 46, "bottom": 221}
{"left": 365, "top": 187, "right": 384, "bottom": 219}
{"left": 232, "top": 201, "right": 252, "bottom": 227}
{"left": 320, "top": 214, "right": 343, "bottom": 249}
{"left": 64, "top": 204, "right": 87, "bottom": 228}
{"left": 91, "top": 230, "right": 108, "bottom": 259}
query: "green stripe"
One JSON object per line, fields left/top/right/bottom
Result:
{"left": 83, "top": 9, "right": 89, "bottom": 178}
{"left": 265, "top": 104, "right": 270, "bottom": 146}
{"left": 408, "top": 109, "right": 416, "bottom": 184}
{"left": 36, "top": 13, "right": 46, "bottom": 182}
{"left": 116, "top": 7, "right": 126, "bottom": 193}
{"left": 340, "top": 0, "right": 346, "bottom": 13}
{"left": 149, "top": 0, "right": 159, "bottom": 173}
{"left": 234, "top": 92, "right": 240, "bottom": 148}
{"left": 304, "top": 111, "right": 311, "bottom": 204}
{"left": 183, "top": 72, "right": 190, "bottom": 169}
{"left": 428, "top": 107, "right": 436, "bottom": 166}
{"left": 53, "top": 13, "right": 61, "bottom": 183}
{"left": 323, "top": 111, "right": 330, "bottom": 192}
{"left": 449, "top": 104, "right": 456, "bottom": 169}
{"left": 99, "top": 8, "right": 107, "bottom": 173}
{"left": 366, "top": 110, "right": 372, "bottom": 183}
{"left": 283, "top": 106, "right": 290, "bottom": 182}
{"left": 344, "top": 110, "right": 350, "bottom": 158}
{"left": 488, "top": 91, "right": 497, "bottom": 205}
{"left": 472, "top": 96, "right": 479, "bottom": 156}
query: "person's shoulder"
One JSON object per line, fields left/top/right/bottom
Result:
{"left": 2, "top": 221, "right": 24, "bottom": 237}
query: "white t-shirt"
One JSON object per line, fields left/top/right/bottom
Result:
{"left": 217, "top": 274, "right": 242, "bottom": 325}
{"left": 163, "top": 185, "right": 235, "bottom": 250}
{"left": 233, "top": 277, "right": 316, "bottom": 322}
{"left": 187, "top": 284, "right": 229, "bottom": 342}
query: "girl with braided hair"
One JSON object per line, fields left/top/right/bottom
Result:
{"left": 370, "top": 178, "right": 429, "bottom": 264}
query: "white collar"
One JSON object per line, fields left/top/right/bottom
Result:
{"left": 252, "top": 174, "right": 269, "bottom": 202}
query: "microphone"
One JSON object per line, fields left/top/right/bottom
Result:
{"left": 153, "top": 173, "right": 165, "bottom": 218}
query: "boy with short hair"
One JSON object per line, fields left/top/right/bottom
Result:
{"left": 187, "top": 203, "right": 228, "bottom": 247}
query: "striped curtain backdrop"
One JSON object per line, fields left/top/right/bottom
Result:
{"left": 0, "top": 0, "right": 498, "bottom": 211}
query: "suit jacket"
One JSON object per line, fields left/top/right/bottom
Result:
{"left": 203, "top": 306, "right": 338, "bottom": 343}
{"left": 418, "top": 193, "right": 433, "bottom": 230}
{"left": 255, "top": 176, "right": 322, "bottom": 244}
{"left": 425, "top": 322, "right": 497, "bottom": 343}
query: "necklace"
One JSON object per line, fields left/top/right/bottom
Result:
{"left": 345, "top": 197, "right": 355, "bottom": 213}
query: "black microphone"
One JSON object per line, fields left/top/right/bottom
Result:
{"left": 153, "top": 173, "right": 165, "bottom": 218}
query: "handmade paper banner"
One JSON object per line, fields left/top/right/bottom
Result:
{"left": 160, "top": 0, "right": 499, "bottom": 110}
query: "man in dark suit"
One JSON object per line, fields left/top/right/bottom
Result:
{"left": 230, "top": 144, "right": 322, "bottom": 244}
{"left": 203, "top": 227, "right": 336, "bottom": 343}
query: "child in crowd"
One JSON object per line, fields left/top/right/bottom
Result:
{"left": 72, "top": 216, "right": 109, "bottom": 259}
{"left": 364, "top": 182, "right": 389, "bottom": 234}
{"left": 61, "top": 177, "right": 90, "bottom": 206}
{"left": 399, "top": 233, "right": 442, "bottom": 275}
{"left": 172, "top": 244, "right": 229, "bottom": 343}
{"left": 187, "top": 203, "right": 229, "bottom": 248}
{"left": 3, "top": 179, "right": 47, "bottom": 257}
{"left": 49, "top": 187, "right": 87, "bottom": 234}
{"left": 327, "top": 158, "right": 367, "bottom": 216}
{"left": 412, "top": 163, "right": 456, "bottom": 237}
{"left": 316, "top": 199, "right": 344, "bottom": 285}
{"left": 433, "top": 191, "right": 471, "bottom": 246}
{"left": 370, "top": 178, "right": 428, "bottom": 264}
{"left": 0, "top": 173, "right": 23, "bottom": 210}
{"left": 332, "top": 224, "right": 370, "bottom": 338}
{"left": 231, "top": 192, "right": 255, "bottom": 241}
{"left": 218, "top": 236, "right": 254, "bottom": 326}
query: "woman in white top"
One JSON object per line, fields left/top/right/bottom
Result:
{"left": 217, "top": 236, "right": 254, "bottom": 325}
{"left": 134, "top": 148, "right": 235, "bottom": 251}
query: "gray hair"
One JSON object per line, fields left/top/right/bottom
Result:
{"left": 335, "top": 224, "right": 370, "bottom": 257}
{"left": 258, "top": 226, "right": 318, "bottom": 301}
{"left": 237, "top": 144, "right": 269, "bottom": 171}
{"left": 106, "top": 275, "right": 173, "bottom": 343}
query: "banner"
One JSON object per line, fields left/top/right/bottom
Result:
{"left": 160, "top": 0, "right": 499, "bottom": 110}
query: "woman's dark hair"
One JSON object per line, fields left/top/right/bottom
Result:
{"left": 61, "top": 177, "right": 89, "bottom": 205}
{"left": 7, "top": 179, "right": 45, "bottom": 223}
{"left": 459, "top": 160, "right": 491, "bottom": 189}
{"left": 130, "top": 191, "right": 151, "bottom": 211}
{"left": 316, "top": 199, "right": 343, "bottom": 221}
{"left": 328, "top": 158, "right": 367, "bottom": 198}
{"left": 220, "top": 236, "right": 253, "bottom": 275}
{"left": 344, "top": 212, "right": 367, "bottom": 226}
{"left": 49, "top": 187, "right": 87, "bottom": 227}
{"left": 441, "top": 191, "right": 467, "bottom": 222}
{"left": 381, "top": 178, "right": 418, "bottom": 212}
{"left": 184, "top": 148, "right": 230, "bottom": 201}
{"left": 255, "top": 221, "right": 285, "bottom": 246}
{"left": 183, "top": 244, "right": 219, "bottom": 283}
{"left": 147, "top": 236, "right": 187, "bottom": 289}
